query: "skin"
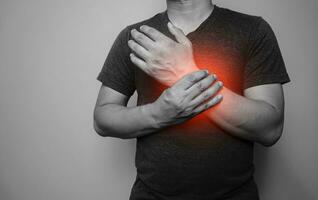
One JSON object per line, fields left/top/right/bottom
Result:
{"left": 94, "top": 70, "right": 222, "bottom": 139}
{"left": 166, "top": 0, "right": 215, "bottom": 35}
{"left": 94, "top": 0, "right": 286, "bottom": 146}
{"left": 94, "top": 1, "right": 223, "bottom": 139}
{"left": 127, "top": 0, "right": 286, "bottom": 146}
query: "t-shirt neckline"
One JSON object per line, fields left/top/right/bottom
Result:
{"left": 161, "top": 4, "right": 221, "bottom": 38}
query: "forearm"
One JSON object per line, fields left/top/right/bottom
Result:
{"left": 94, "top": 103, "right": 166, "bottom": 139}
{"left": 205, "top": 87, "right": 283, "bottom": 146}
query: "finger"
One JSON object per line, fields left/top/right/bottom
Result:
{"left": 192, "top": 94, "right": 223, "bottom": 114}
{"left": 167, "top": 22, "right": 190, "bottom": 45}
{"left": 186, "top": 74, "right": 217, "bottom": 100}
{"left": 190, "top": 81, "right": 223, "bottom": 108}
{"left": 139, "top": 25, "right": 171, "bottom": 42}
{"left": 128, "top": 40, "right": 151, "bottom": 61}
{"left": 173, "top": 70, "right": 209, "bottom": 90}
{"left": 130, "top": 29, "right": 155, "bottom": 50}
{"left": 129, "top": 53, "right": 148, "bottom": 73}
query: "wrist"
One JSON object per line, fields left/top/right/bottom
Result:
{"left": 180, "top": 63, "right": 200, "bottom": 79}
{"left": 141, "top": 103, "right": 163, "bottom": 130}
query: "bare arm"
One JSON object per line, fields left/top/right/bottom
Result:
{"left": 127, "top": 23, "right": 287, "bottom": 146}
{"left": 204, "top": 83, "right": 285, "bottom": 146}
{"left": 93, "top": 85, "right": 161, "bottom": 139}
{"left": 93, "top": 70, "right": 222, "bottom": 139}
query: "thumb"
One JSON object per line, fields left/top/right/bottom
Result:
{"left": 167, "top": 22, "right": 190, "bottom": 45}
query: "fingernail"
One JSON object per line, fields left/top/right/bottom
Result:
{"left": 218, "top": 81, "right": 223, "bottom": 87}
{"left": 205, "top": 70, "right": 209, "bottom": 74}
{"left": 213, "top": 74, "right": 217, "bottom": 79}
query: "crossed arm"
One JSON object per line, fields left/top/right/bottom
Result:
{"left": 206, "top": 84, "right": 285, "bottom": 146}
{"left": 94, "top": 85, "right": 163, "bottom": 139}
{"left": 94, "top": 78, "right": 285, "bottom": 146}
{"left": 94, "top": 24, "right": 286, "bottom": 146}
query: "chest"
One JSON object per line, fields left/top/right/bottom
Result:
{"left": 134, "top": 30, "right": 247, "bottom": 105}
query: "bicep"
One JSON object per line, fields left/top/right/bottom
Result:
{"left": 244, "top": 83, "right": 285, "bottom": 115}
{"left": 95, "top": 84, "right": 130, "bottom": 108}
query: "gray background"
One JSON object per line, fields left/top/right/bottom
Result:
{"left": 0, "top": 0, "right": 317, "bottom": 199}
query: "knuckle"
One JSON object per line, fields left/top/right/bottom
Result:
{"left": 212, "top": 83, "right": 221, "bottom": 92}
{"left": 209, "top": 98, "right": 217, "bottom": 105}
{"left": 196, "top": 82, "right": 203, "bottom": 91}
{"left": 164, "top": 88, "right": 173, "bottom": 96}
{"left": 132, "top": 43, "right": 138, "bottom": 50}
{"left": 152, "top": 67, "right": 160, "bottom": 74}
{"left": 204, "top": 103, "right": 209, "bottom": 109}
{"left": 162, "top": 94, "right": 171, "bottom": 104}
{"left": 187, "top": 74, "right": 196, "bottom": 83}
{"left": 184, "top": 107, "right": 192, "bottom": 114}
{"left": 134, "top": 44, "right": 140, "bottom": 50}
{"left": 185, "top": 40, "right": 192, "bottom": 47}
{"left": 208, "top": 101, "right": 215, "bottom": 107}
{"left": 165, "top": 88, "right": 177, "bottom": 98}
{"left": 148, "top": 28, "right": 156, "bottom": 35}
{"left": 148, "top": 65, "right": 155, "bottom": 72}
{"left": 156, "top": 50, "right": 165, "bottom": 57}
{"left": 152, "top": 58, "right": 161, "bottom": 65}
{"left": 203, "top": 92, "right": 210, "bottom": 99}
{"left": 167, "top": 41, "right": 176, "bottom": 48}
{"left": 192, "top": 107, "right": 200, "bottom": 114}
{"left": 175, "top": 103, "right": 184, "bottom": 111}
{"left": 128, "top": 40, "right": 135, "bottom": 47}
{"left": 147, "top": 54, "right": 154, "bottom": 60}
{"left": 136, "top": 34, "right": 143, "bottom": 41}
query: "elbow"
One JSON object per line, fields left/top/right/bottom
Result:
{"left": 93, "top": 110, "right": 112, "bottom": 137}
{"left": 93, "top": 105, "right": 132, "bottom": 139}
{"left": 93, "top": 120, "right": 109, "bottom": 137}
{"left": 258, "top": 106, "right": 285, "bottom": 147}
{"left": 259, "top": 122, "right": 284, "bottom": 147}
{"left": 93, "top": 118, "right": 131, "bottom": 139}
{"left": 259, "top": 134, "right": 281, "bottom": 147}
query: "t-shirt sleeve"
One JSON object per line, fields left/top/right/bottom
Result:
{"left": 243, "top": 17, "right": 291, "bottom": 90}
{"left": 96, "top": 27, "right": 136, "bottom": 97}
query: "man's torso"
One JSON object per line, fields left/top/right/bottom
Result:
{"left": 127, "top": 5, "right": 260, "bottom": 200}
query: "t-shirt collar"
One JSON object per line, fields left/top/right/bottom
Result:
{"left": 160, "top": 4, "right": 221, "bottom": 38}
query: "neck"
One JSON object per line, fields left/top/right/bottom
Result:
{"left": 166, "top": 0, "right": 214, "bottom": 24}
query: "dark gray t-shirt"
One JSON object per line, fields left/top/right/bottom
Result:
{"left": 97, "top": 5, "right": 290, "bottom": 200}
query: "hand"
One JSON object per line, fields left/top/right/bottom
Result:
{"left": 128, "top": 22, "right": 200, "bottom": 86}
{"left": 149, "top": 70, "right": 223, "bottom": 127}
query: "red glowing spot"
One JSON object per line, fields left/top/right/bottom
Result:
{"left": 143, "top": 39, "right": 243, "bottom": 135}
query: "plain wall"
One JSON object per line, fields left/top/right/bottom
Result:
{"left": 0, "top": 0, "right": 317, "bottom": 199}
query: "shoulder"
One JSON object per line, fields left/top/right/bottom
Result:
{"left": 218, "top": 6, "right": 262, "bottom": 28}
{"left": 222, "top": 6, "right": 275, "bottom": 32}
{"left": 121, "top": 12, "right": 164, "bottom": 36}
{"left": 111, "top": 12, "right": 163, "bottom": 46}
{"left": 216, "top": 6, "right": 276, "bottom": 44}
